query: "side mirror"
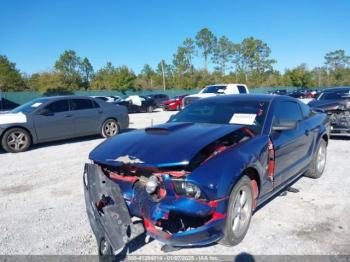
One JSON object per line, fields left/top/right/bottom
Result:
{"left": 272, "top": 120, "right": 298, "bottom": 131}
{"left": 217, "top": 89, "right": 225, "bottom": 94}
{"left": 38, "top": 108, "right": 53, "bottom": 116}
{"left": 313, "top": 108, "right": 325, "bottom": 113}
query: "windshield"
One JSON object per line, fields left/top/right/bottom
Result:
{"left": 169, "top": 99, "right": 269, "bottom": 134}
{"left": 11, "top": 98, "right": 49, "bottom": 114}
{"left": 201, "top": 85, "right": 227, "bottom": 94}
{"left": 317, "top": 91, "right": 350, "bottom": 100}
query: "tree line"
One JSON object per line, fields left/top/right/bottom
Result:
{"left": 1, "top": 28, "right": 350, "bottom": 93}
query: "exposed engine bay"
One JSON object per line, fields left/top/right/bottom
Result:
{"left": 328, "top": 109, "right": 350, "bottom": 132}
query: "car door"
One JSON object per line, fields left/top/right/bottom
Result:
{"left": 270, "top": 100, "right": 313, "bottom": 186}
{"left": 70, "top": 98, "right": 102, "bottom": 136}
{"left": 33, "top": 99, "right": 75, "bottom": 142}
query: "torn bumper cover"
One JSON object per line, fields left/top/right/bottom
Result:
{"left": 83, "top": 163, "right": 227, "bottom": 248}
{"left": 83, "top": 163, "right": 144, "bottom": 254}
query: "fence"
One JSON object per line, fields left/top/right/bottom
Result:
{"left": 0, "top": 86, "right": 296, "bottom": 110}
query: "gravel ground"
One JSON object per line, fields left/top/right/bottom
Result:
{"left": 0, "top": 110, "right": 349, "bottom": 256}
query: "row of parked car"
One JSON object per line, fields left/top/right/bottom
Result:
{"left": 1, "top": 84, "right": 349, "bottom": 153}
{"left": 268, "top": 88, "right": 320, "bottom": 99}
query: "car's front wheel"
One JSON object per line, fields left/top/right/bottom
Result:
{"left": 220, "top": 175, "right": 253, "bottom": 246}
{"left": 1, "top": 128, "right": 31, "bottom": 153}
{"left": 304, "top": 139, "right": 327, "bottom": 179}
{"left": 101, "top": 119, "right": 120, "bottom": 138}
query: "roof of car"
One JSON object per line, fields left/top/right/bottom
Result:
{"left": 37, "top": 95, "right": 96, "bottom": 100}
{"left": 195, "top": 94, "right": 291, "bottom": 103}
{"left": 321, "top": 87, "right": 350, "bottom": 93}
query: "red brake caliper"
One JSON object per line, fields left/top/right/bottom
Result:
{"left": 268, "top": 138, "right": 275, "bottom": 184}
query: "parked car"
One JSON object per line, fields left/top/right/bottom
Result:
{"left": 90, "top": 96, "right": 120, "bottom": 103}
{"left": 116, "top": 95, "right": 157, "bottom": 113}
{"left": 308, "top": 87, "right": 350, "bottom": 135}
{"left": 288, "top": 89, "right": 319, "bottom": 99}
{"left": 161, "top": 94, "right": 188, "bottom": 111}
{"left": 84, "top": 94, "right": 328, "bottom": 257}
{"left": 182, "top": 84, "right": 249, "bottom": 108}
{"left": 268, "top": 89, "right": 288, "bottom": 95}
{"left": 288, "top": 89, "right": 308, "bottom": 98}
{"left": 146, "top": 94, "right": 169, "bottom": 107}
{"left": 0, "top": 96, "right": 129, "bottom": 153}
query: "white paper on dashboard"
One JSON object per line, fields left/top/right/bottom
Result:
{"left": 229, "top": 113, "right": 256, "bottom": 125}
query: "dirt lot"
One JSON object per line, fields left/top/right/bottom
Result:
{"left": 0, "top": 110, "right": 349, "bottom": 256}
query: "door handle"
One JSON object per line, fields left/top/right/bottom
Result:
{"left": 65, "top": 114, "right": 73, "bottom": 118}
{"left": 98, "top": 110, "right": 104, "bottom": 114}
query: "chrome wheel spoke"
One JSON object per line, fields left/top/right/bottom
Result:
{"left": 231, "top": 186, "right": 252, "bottom": 237}
{"left": 240, "top": 191, "right": 247, "bottom": 207}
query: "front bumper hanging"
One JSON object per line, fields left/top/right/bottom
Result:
{"left": 83, "top": 163, "right": 144, "bottom": 254}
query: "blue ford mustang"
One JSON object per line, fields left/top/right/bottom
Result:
{"left": 84, "top": 94, "right": 329, "bottom": 256}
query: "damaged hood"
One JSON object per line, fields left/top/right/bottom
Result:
{"left": 308, "top": 99, "right": 346, "bottom": 109}
{"left": 90, "top": 122, "right": 243, "bottom": 167}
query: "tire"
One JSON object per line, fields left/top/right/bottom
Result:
{"left": 219, "top": 175, "right": 254, "bottom": 246}
{"left": 101, "top": 119, "right": 120, "bottom": 138}
{"left": 304, "top": 139, "right": 327, "bottom": 179}
{"left": 147, "top": 105, "right": 153, "bottom": 113}
{"left": 98, "top": 238, "right": 126, "bottom": 262}
{"left": 1, "top": 128, "right": 31, "bottom": 153}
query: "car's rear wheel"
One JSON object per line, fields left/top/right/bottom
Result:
{"left": 220, "top": 175, "right": 253, "bottom": 246}
{"left": 1, "top": 128, "right": 31, "bottom": 153}
{"left": 304, "top": 139, "right": 327, "bottom": 179}
{"left": 147, "top": 105, "right": 153, "bottom": 113}
{"left": 101, "top": 119, "right": 120, "bottom": 138}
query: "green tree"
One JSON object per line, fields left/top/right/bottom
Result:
{"left": 173, "top": 47, "right": 190, "bottom": 76}
{"left": 195, "top": 28, "right": 217, "bottom": 71}
{"left": 80, "top": 57, "right": 94, "bottom": 89}
{"left": 0, "top": 55, "right": 26, "bottom": 91}
{"left": 284, "top": 64, "right": 314, "bottom": 87}
{"left": 212, "top": 36, "right": 235, "bottom": 75}
{"left": 54, "top": 50, "right": 82, "bottom": 89}
{"left": 139, "top": 64, "right": 156, "bottom": 89}
{"left": 324, "top": 49, "right": 350, "bottom": 70}
{"left": 27, "top": 71, "right": 65, "bottom": 93}
{"left": 182, "top": 38, "right": 196, "bottom": 71}
{"left": 91, "top": 62, "right": 136, "bottom": 92}
{"left": 232, "top": 37, "right": 276, "bottom": 84}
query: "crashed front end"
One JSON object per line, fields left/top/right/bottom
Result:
{"left": 84, "top": 123, "right": 255, "bottom": 252}
{"left": 84, "top": 161, "right": 228, "bottom": 251}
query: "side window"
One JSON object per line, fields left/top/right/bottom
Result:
{"left": 71, "top": 99, "right": 94, "bottom": 110}
{"left": 45, "top": 100, "right": 69, "bottom": 113}
{"left": 299, "top": 102, "right": 313, "bottom": 119}
{"left": 274, "top": 101, "right": 303, "bottom": 124}
{"left": 237, "top": 85, "right": 247, "bottom": 94}
{"left": 92, "top": 100, "right": 100, "bottom": 108}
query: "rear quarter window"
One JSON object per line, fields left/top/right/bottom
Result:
{"left": 70, "top": 99, "right": 94, "bottom": 110}
{"left": 237, "top": 85, "right": 247, "bottom": 94}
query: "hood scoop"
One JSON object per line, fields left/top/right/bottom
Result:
{"left": 145, "top": 122, "right": 193, "bottom": 134}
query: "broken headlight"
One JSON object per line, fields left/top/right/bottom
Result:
{"left": 172, "top": 180, "right": 202, "bottom": 199}
{"left": 145, "top": 175, "right": 159, "bottom": 194}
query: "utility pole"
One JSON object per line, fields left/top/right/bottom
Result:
{"left": 161, "top": 59, "right": 166, "bottom": 91}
